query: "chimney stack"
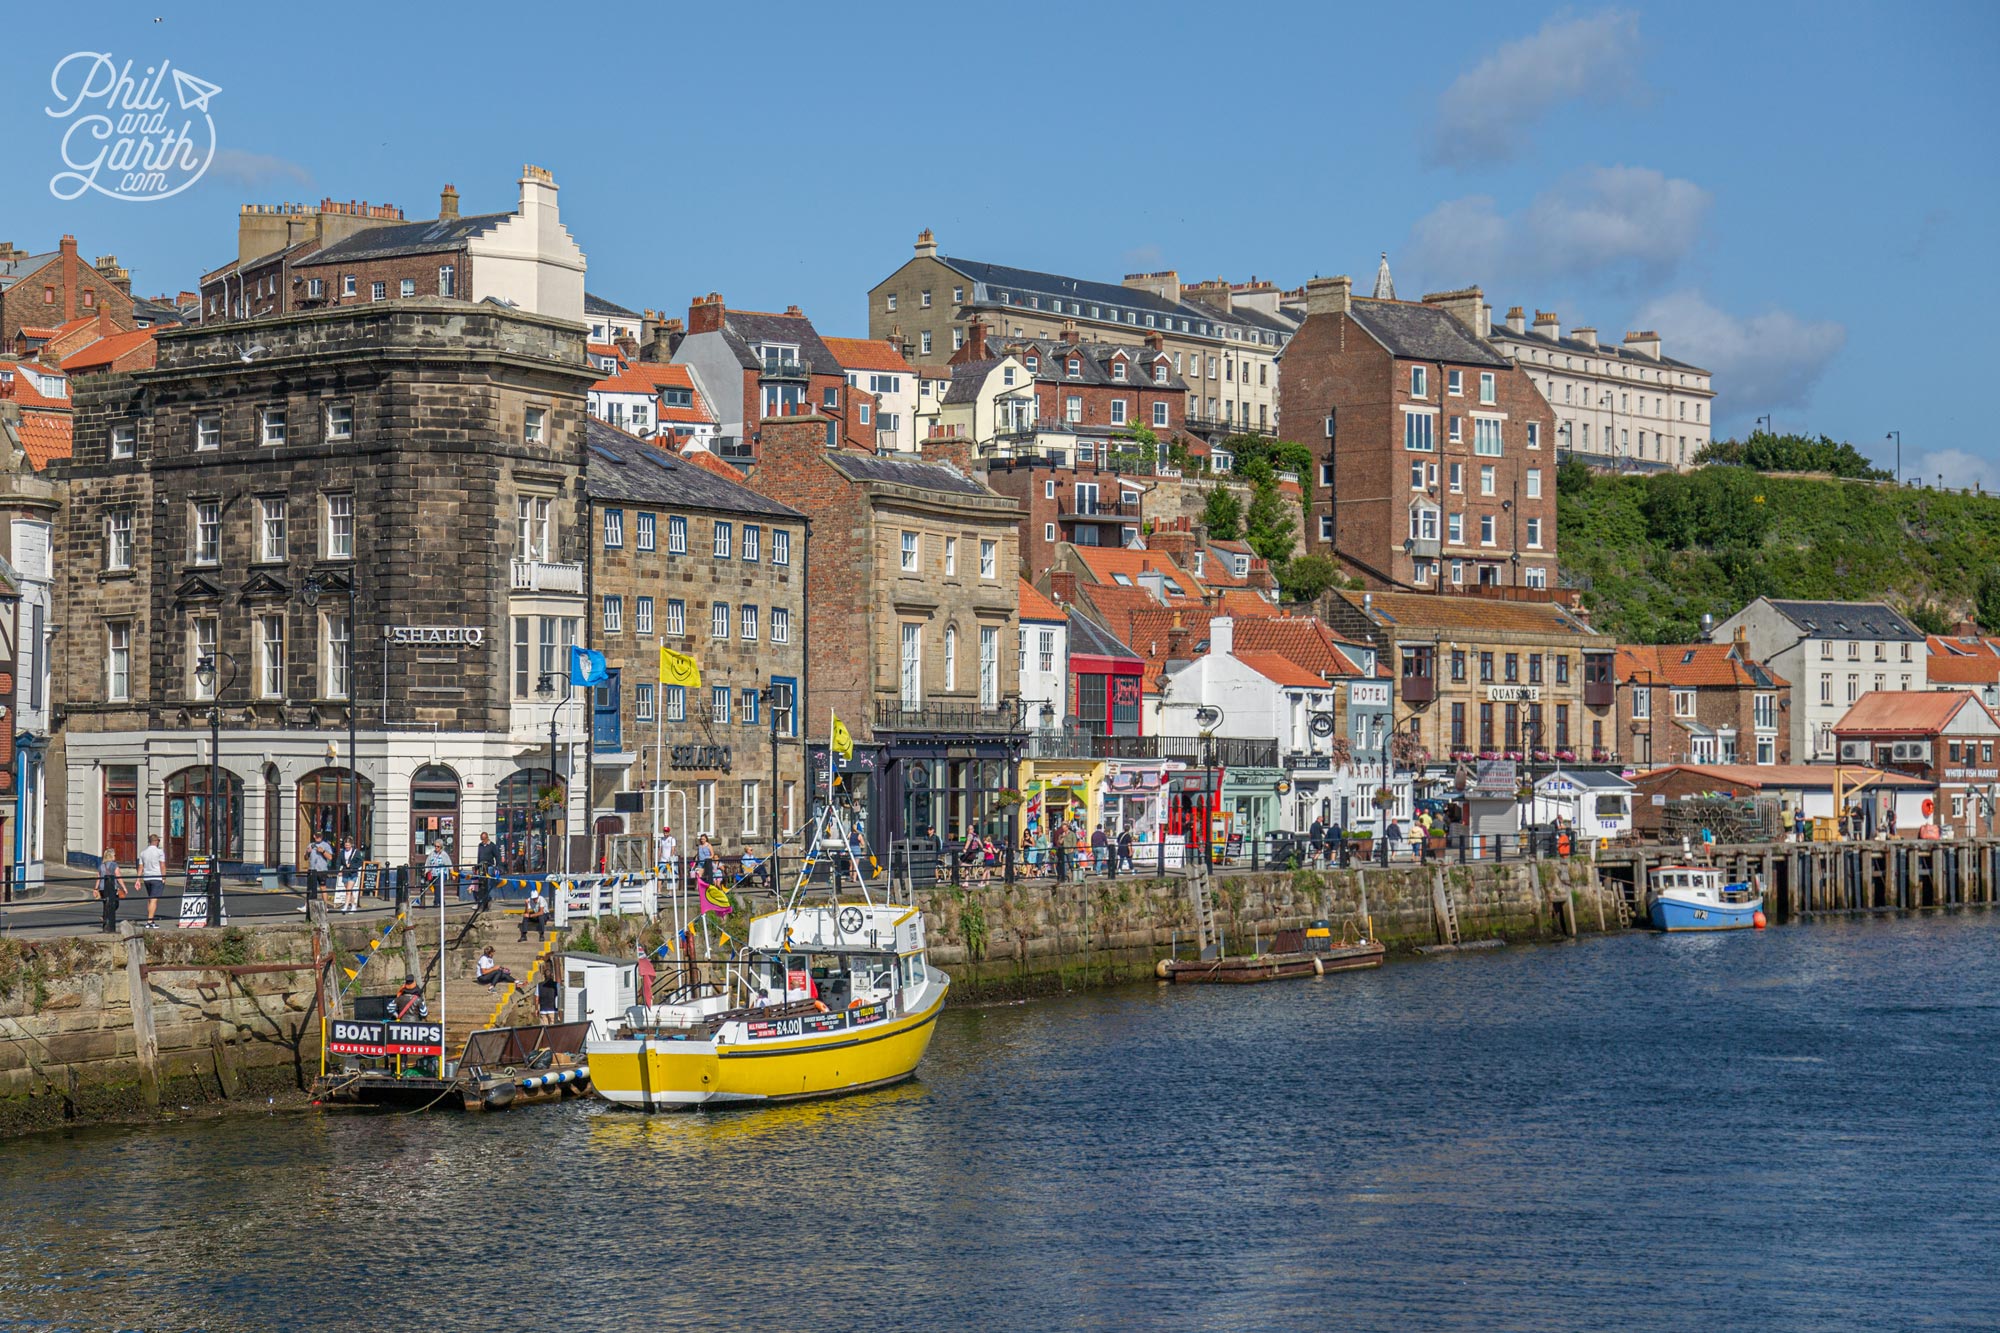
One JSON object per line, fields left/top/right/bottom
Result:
{"left": 957, "top": 315, "right": 988, "bottom": 363}
{"left": 1210, "top": 616, "right": 1234, "bottom": 657}
{"left": 439, "top": 184, "right": 459, "bottom": 220}
{"left": 1304, "top": 275, "right": 1352, "bottom": 318}
{"left": 1421, "top": 287, "right": 1485, "bottom": 335}
{"left": 1048, "top": 571, "right": 1078, "bottom": 604}
{"left": 1506, "top": 305, "right": 1527, "bottom": 334}
{"left": 1572, "top": 326, "right": 1599, "bottom": 350}
{"left": 1623, "top": 330, "right": 1662, "bottom": 360}
{"left": 1533, "top": 310, "right": 1560, "bottom": 341}
{"left": 93, "top": 255, "right": 132, "bottom": 296}
{"left": 688, "top": 292, "right": 727, "bottom": 335}
{"left": 914, "top": 227, "right": 938, "bottom": 260}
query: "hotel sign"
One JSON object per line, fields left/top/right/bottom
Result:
{"left": 1487, "top": 685, "right": 1542, "bottom": 703}
{"left": 1349, "top": 681, "right": 1391, "bottom": 708}
{"left": 388, "top": 626, "right": 485, "bottom": 646}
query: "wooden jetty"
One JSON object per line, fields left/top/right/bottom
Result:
{"left": 1594, "top": 838, "right": 2000, "bottom": 922}
{"left": 1157, "top": 939, "right": 1385, "bottom": 984}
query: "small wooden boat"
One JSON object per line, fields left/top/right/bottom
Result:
{"left": 1156, "top": 920, "right": 1385, "bottom": 984}
{"left": 314, "top": 1021, "right": 592, "bottom": 1112}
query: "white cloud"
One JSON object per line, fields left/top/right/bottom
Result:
{"left": 1429, "top": 10, "right": 1641, "bottom": 168}
{"left": 1911, "top": 449, "right": 2000, "bottom": 493}
{"left": 210, "top": 149, "right": 311, "bottom": 187}
{"left": 1408, "top": 166, "right": 1709, "bottom": 287}
{"left": 1633, "top": 290, "right": 1846, "bottom": 417}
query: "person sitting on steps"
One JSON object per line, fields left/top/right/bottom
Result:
{"left": 474, "top": 946, "right": 516, "bottom": 988}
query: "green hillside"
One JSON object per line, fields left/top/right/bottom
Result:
{"left": 1557, "top": 462, "right": 2000, "bottom": 644}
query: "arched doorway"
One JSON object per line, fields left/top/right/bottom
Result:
{"left": 410, "top": 764, "right": 462, "bottom": 866}
{"left": 295, "top": 767, "right": 375, "bottom": 867}
{"left": 496, "top": 769, "right": 562, "bottom": 872}
{"left": 163, "top": 765, "right": 244, "bottom": 869}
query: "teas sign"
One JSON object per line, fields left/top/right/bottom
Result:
{"left": 328, "top": 1020, "right": 445, "bottom": 1057}
{"left": 47, "top": 53, "right": 222, "bottom": 202}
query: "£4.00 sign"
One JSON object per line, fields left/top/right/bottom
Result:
{"left": 46, "top": 53, "right": 222, "bottom": 202}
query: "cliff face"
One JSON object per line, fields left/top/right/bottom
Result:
{"left": 1558, "top": 467, "right": 2000, "bottom": 643}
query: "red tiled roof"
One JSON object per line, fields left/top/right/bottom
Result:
{"left": 680, "top": 448, "right": 748, "bottom": 482}
{"left": 1018, "top": 579, "right": 1067, "bottom": 622}
{"left": 1214, "top": 588, "right": 1279, "bottom": 618}
{"left": 59, "top": 327, "right": 155, "bottom": 373}
{"left": 1071, "top": 545, "right": 1198, "bottom": 596}
{"left": 1234, "top": 651, "right": 1327, "bottom": 689}
{"left": 821, "top": 337, "right": 913, "bottom": 373}
{"left": 0, "top": 361, "right": 68, "bottom": 410}
{"left": 15, "top": 326, "right": 59, "bottom": 340}
{"left": 591, "top": 362, "right": 716, "bottom": 425}
{"left": 14, "top": 410, "right": 72, "bottom": 470}
{"left": 1616, "top": 642, "right": 1788, "bottom": 689}
{"left": 1925, "top": 634, "right": 2000, "bottom": 685}
{"left": 1832, "top": 690, "right": 1997, "bottom": 735}
{"left": 1233, "top": 615, "right": 1365, "bottom": 678}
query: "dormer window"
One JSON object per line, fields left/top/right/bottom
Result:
{"left": 1066, "top": 358, "right": 1080, "bottom": 377}
{"left": 1154, "top": 366, "right": 1167, "bottom": 385}
{"left": 1112, "top": 362, "right": 1127, "bottom": 382}
{"left": 1025, "top": 355, "right": 1038, "bottom": 372}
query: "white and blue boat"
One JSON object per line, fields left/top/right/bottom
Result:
{"left": 1646, "top": 864, "right": 1764, "bottom": 932}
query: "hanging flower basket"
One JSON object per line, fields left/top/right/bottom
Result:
{"left": 995, "top": 788, "right": 1024, "bottom": 808}
{"left": 1372, "top": 786, "right": 1396, "bottom": 808}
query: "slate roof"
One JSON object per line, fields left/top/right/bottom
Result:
{"left": 0, "top": 251, "right": 59, "bottom": 290}
{"left": 1346, "top": 299, "right": 1510, "bottom": 368}
{"left": 585, "top": 291, "right": 637, "bottom": 318}
{"left": 1065, "top": 608, "right": 1142, "bottom": 663}
{"left": 1763, "top": 599, "right": 1924, "bottom": 642}
{"left": 939, "top": 255, "right": 1284, "bottom": 347}
{"left": 1833, "top": 690, "right": 1997, "bottom": 734}
{"left": 584, "top": 418, "right": 802, "bottom": 519}
{"left": 826, "top": 451, "right": 990, "bottom": 497}
{"left": 718, "top": 310, "right": 841, "bottom": 376}
{"left": 1616, "top": 643, "right": 1787, "bottom": 690}
{"left": 943, "top": 359, "right": 1004, "bottom": 405}
{"left": 298, "top": 213, "right": 510, "bottom": 266}
{"left": 975, "top": 336, "right": 1185, "bottom": 391}
{"left": 1490, "top": 321, "right": 1709, "bottom": 375}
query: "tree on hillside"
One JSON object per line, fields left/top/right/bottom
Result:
{"left": 1244, "top": 476, "right": 1297, "bottom": 563}
{"left": 1695, "top": 430, "right": 1891, "bottom": 480}
{"left": 1639, "top": 467, "right": 1777, "bottom": 550}
{"left": 1110, "top": 424, "right": 1159, "bottom": 474}
{"left": 1905, "top": 602, "right": 1955, "bottom": 636}
{"left": 1276, "top": 552, "right": 1339, "bottom": 603}
{"left": 1201, "top": 486, "right": 1243, "bottom": 541}
{"left": 1556, "top": 457, "right": 1594, "bottom": 496}
{"left": 1979, "top": 569, "right": 2000, "bottom": 632}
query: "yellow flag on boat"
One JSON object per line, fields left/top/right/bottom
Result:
{"left": 830, "top": 713, "right": 854, "bottom": 761}
{"left": 660, "top": 646, "right": 701, "bottom": 688}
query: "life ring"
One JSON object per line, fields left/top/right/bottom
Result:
{"left": 812, "top": 1001, "right": 829, "bottom": 1014}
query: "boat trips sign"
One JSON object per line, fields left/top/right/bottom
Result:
{"left": 328, "top": 1020, "right": 445, "bottom": 1057}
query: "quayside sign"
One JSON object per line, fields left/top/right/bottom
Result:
{"left": 327, "top": 1020, "right": 445, "bottom": 1058}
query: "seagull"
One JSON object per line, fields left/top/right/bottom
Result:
{"left": 234, "top": 342, "right": 265, "bottom": 363}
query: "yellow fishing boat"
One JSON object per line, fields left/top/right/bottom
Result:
{"left": 587, "top": 899, "right": 948, "bottom": 1109}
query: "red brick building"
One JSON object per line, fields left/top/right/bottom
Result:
{"left": 669, "top": 297, "right": 870, "bottom": 464}
{"left": 946, "top": 315, "right": 1188, "bottom": 461}
{"left": 982, "top": 456, "right": 1153, "bottom": 576}
{"left": 1832, "top": 690, "right": 2000, "bottom": 836}
{"left": 0, "top": 237, "right": 136, "bottom": 354}
{"left": 1282, "top": 277, "right": 1557, "bottom": 591}
{"left": 1616, "top": 637, "right": 1790, "bottom": 767}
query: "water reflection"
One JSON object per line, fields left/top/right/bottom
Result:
{"left": 2, "top": 914, "right": 1998, "bottom": 1330}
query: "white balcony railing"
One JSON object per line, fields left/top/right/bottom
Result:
{"left": 511, "top": 558, "right": 585, "bottom": 594}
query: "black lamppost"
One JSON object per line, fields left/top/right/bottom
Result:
{"left": 536, "top": 670, "right": 575, "bottom": 873}
{"left": 193, "top": 650, "right": 240, "bottom": 927}
{"left": 1886, "top": 430, "right": 1901, "bottom": 485}
{"left": 301, "top": 573, "right": 360, "bottom": 858}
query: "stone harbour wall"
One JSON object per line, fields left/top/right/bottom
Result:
{"left": 920, "top": 857, "right": 1617, "bottom": 1001}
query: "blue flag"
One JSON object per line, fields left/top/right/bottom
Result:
{"left": 570, "top": 646, "right": 608, "bottom": 686}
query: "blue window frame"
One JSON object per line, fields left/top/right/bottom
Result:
{"left": 603, "top": 509, "right": 624, "bottom": 548}
{"left": 741, "top": 688, "right": 760, "bottom": 726}
{"left": 592, "top": 669, "right": 622, "bottom": 752}
{"left": 770, "top": 675, "right": 798, "bottom": 737}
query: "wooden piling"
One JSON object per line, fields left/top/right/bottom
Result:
{"left": 120, "top": 924, "right": 160, "bottom": 1110}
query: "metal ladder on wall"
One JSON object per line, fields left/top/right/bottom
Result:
{"left": 1432, "top": 872, "right": 1462, "bottom": 947}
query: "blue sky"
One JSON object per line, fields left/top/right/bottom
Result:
{"left": 8, "top": 1, "right": 1995, "bottom": 482}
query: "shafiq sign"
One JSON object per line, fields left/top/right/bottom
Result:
{"left": 388, "top": 626, "right": 484, "bottom": 645}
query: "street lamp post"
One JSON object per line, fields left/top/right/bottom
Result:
{"left": 536, "top": 671, "right": 576, "bottom": 873}
{"left": 1886, "top": 430, "right": 1901, "bottom": 486}
{"left": 1193, "top": 705, "right": 1224, "bottom": 871}
{"left": 301, "top": 574, "right": 360, "bottom": 859}
{"left": 193, "top": 651, "right": 241, "bottom": 927}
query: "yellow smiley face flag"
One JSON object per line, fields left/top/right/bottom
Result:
{"left": 830, "top": 713, "right": 854, "bottom": 762}
{"left": 660, "top": 646, "right": 702, "bottom": 688}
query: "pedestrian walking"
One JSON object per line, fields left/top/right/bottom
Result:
{"left": 1385, "top": 819, "right": 1404, "bottom": 862}
{"left": 694, "top": 833, "right": 716, "bottom": 881}
{"left": 304, "top": 830, "right": 333, "bottom": 910}
{"left": 1308, "top": 816, "right": 1326, "bottom": 866}
{"left": 520, "top": 883, "right": 550, "bottom": 942}
{"left": 656, "top": 825, "right": 678, "bottom": 881}
{"left": 423, "top": 841, "right": 451, "bottom": 908}
{"left": 336, "top": 836, "right": 362, "bottom": 912}
{"left": 535, "top": 962, "right": 560, "bottom": 1026}
{"left": 474, "top": 831, "right": 500, "bottom": 908}
{"left": 1091, "top": 824, "right": 1110, "bottom": 877}
{"left": 96, "top": 848, "right": 127, "bottom": 934}
{"left": 1117, "top": 828, "right": 1135, "bottom": 875}
{"left": 1051, "top": 820, "right": 1069, "bottom": 884}
{"left": 137, "top": 834, "right": 167, "bottom": 928}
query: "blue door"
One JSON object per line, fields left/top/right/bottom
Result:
{"left": 593, "top": 669, "right": 622, "bottom": 752}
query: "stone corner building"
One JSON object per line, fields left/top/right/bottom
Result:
{"left": 54, "top": 299, "right": 597, "bottom": 875}
{"left": 742, "top": 414, "right": 1024, "bottom": 852}
{"left": 582, "top": 418, "right": 809, "bottom": 861}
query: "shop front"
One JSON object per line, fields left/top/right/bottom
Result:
{"left": 1019, "top": 759, "right": 1105, "bottom": 842}
{"left": 1220, "top": 765, "right": 1290, "bottom": 850}
{"left": 1100, "top": 760, "right": 1186, "bottom": 845}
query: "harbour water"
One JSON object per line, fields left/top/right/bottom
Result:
{"left": 3, "top": 912, "right": 1997, "bottom": 1331}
